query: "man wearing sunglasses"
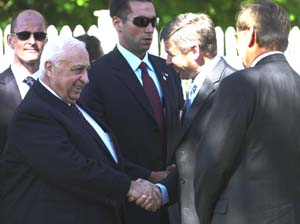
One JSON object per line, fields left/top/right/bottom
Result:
{"left": 0, "top": 9, "right": 48, "bottom": 154}
{"left": 80, "top": 0, "right": 184, "bottom": 224}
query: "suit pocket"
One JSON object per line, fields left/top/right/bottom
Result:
{"left": 263, "top": 202, "right": 295, "bottom": 224}
{"left": 213, "top": 199, "right": 228, "bottom": 214}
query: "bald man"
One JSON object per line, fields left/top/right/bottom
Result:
{"left": 0, "top": 9, "right": 48, "bottom": 153}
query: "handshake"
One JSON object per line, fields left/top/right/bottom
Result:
{"left": 127, "top": 164, "right": 176, "bottom": 212}
{"left": 127, "top": 178, "right": 162, "bottom": 212}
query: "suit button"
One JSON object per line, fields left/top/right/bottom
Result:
{"left": 180, "top": 178, "right": 186, "bottom": 184}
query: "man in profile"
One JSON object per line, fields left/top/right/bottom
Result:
{"left": 193, "top": 2, "right": 300, "bottom": 223}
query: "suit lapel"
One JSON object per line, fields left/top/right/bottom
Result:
{"left": 71, "top": 107, "right": 121, "bottom": 165}
{"left": 78, "top": 103, "right": 124, "bottom": 166}
{"left": 0, "top": 67, "right": 22, "bottom": 107}
{"left": 149, "top": 55, "right": 170, "bottom": 119}
{"left": 178, "top": 58, "right": 227, "bottom": 143}
{"left": 111, "top": 48, "right": 158, "bottom": 123}
{"left": 181, "top": 78, "right": 214, "bottom": 136}
{"left": 33, "top": 81, "right": 120, "bottom": 166}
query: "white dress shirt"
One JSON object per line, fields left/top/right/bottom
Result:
{"left": 117, "top": 43, "right": 164, "bottom": 101}
{"left": 11, "top": 64, "right": 40, "bottom": 99}
{"left": 188, "top": 56, "right": 221, "bottom": 105}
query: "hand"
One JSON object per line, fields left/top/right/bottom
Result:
{"left": 166, "top": 164, "right": 176, "bottom": 172}
{"left": 149, "top": 164, "right": 176, "bottom": 183}
{"left": 127, "top": 178, "right": 162, "bottom": 212}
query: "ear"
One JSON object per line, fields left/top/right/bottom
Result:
{"left": 112, "top": 16, "right": 123, "bottom": 32}
{"left": 7, "top": 34, "right": 15, "bottom": 49}
{"left": 247, "top": 26, "right": 256, "bottom": 48}
{"left": 189, "top": 45, "right": 201, "bottom": 60}
{"left": 45, "top": 61, "right": 53, "bottom": 77}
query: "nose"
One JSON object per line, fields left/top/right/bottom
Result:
{"left": 81, "top": 71, "right": 89, "bottom": 85}
{"left": 145, "top": 23, "right": 155, "bottom": 32}
{"left": 27, "top": 33, "right": 36, "bottom": 44}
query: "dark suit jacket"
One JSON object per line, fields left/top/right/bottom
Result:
{"left": 194, "top": 53, "right": 300, "bottom": 224}
{"left": 0, "top": 67, "right": 21, "bottom": 153}
{"left": 0, "top": 80, "right": 149, "bottom": 224}
{"left": 80, "top": 47, "right": 184, "bottom": 224}
{"left": 162, "top": 57, "right": 236, "bottom": 224}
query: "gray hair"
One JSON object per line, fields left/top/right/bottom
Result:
{"left": 39, "top": 36, "right": 85, "bottom": 76}
{"left": 160, "top": 13, "right": 217, "bottom": 57}
{"left": 236, "top": 1, "right": 290, "bottom": 51}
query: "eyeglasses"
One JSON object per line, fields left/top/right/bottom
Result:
{"left": 126, "top": 16, "right": 159, "bottom": 28}
{"left": 11, "top": 31, "right": 47, "bottom": 41}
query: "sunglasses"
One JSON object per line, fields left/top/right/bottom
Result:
{"left": 11, "top": 31, "right": 47, "bottom": 41}
{"left": 127, "top": 16, "right": 159, "bottom": 28}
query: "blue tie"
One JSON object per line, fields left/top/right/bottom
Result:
{"left": 185, "top": 82, "right": 197, "bottom": 112}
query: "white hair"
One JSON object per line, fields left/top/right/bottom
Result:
{"left": 39, "top": 36, "right": 86, "bottom": 77}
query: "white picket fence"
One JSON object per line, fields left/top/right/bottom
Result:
{"left": 1, "top": 10, "right": 300, "bottom": 74}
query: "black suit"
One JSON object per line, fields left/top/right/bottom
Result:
{"left": 0, "top": 80, "right": 149, "bottom": 224}
{"left": 162, "top": 57, "right": 236, "bottom": 224}
{"left": 0, "top": 67, "right": 22, "bottom": 153}
{"left": 80, "top": 47, "right": 184, "bottom": 224}
{"left": 194, "top": 53, "right": 300, "bottom": 223}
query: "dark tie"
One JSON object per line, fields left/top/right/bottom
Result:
{"left": 23, "top": 76, "right": 35, "bottom": 87}
{"left": 139, "top": 62, "right": 165, "bottom": 134}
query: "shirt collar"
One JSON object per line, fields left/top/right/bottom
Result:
{"left": 38, "top": 78, "right": 69, "bottom": 105}
{"left": 11, "top": 63, "right": 39, "bottom": 85}
{"left": 192, "top": 56, "right": 221, "bottom": 88}
{"left": 117, "top": 43, "right": 154, "bottom": 72}
{"left": 251, "top": 51, "right": 283, "bottom": 67}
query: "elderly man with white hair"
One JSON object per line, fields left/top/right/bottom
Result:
{"left": 0, "top": 36, "right": 162, "bottom": 224}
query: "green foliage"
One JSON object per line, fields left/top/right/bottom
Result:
{"left": 0, "top": 0, "right": 299, "bottom": 32}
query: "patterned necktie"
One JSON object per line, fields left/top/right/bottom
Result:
{"left": 23, "top": 76, "right": 35, "bottom": 88}
{"left": 185, "top": 82, "right": 198, "bottom": 112}
{"left": 139, "top": 62, "right": 165, "bottom": 133}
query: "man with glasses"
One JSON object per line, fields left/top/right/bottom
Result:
{"left": 80, "top": 0, "right": 183, "bottom": 224}
{"left": 0, "top": 9, "right": 47, "bottom": 154}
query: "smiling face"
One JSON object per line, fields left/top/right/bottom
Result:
{"left": 164, "top": 37, "right": 198, "bottom": 80}
{"left": 114, "top": 1, "right": 156, "bottom": 58}
{"left": 45, "top": 47, "right": 90, "bottom": 104}
{"left": 8, "top": 11, "right": 47, "bottom": 67}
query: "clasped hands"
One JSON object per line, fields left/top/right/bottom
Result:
{"left": 127, "top": 178, "right": 162, "bottom": 212}
{"left": 127, "top": 164, "right": 176, "bottom": 212}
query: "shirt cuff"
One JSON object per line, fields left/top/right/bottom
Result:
{"left": 155, "top": 183, "right": 169, "bottom": 205}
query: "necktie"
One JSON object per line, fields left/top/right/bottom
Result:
{"left": 23, "top": 76, "right": 35, "bottom": 88}
{"left": 185, "top": 82, "right": 198, "bottom": 112}
{"left": 139, "top": 62, "right": 165, "bottom": 133}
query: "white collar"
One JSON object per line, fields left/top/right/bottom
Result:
{"left": 11, "top": 63, "right": 39, "bottom": 84}
{"left": 251, "top": 51, "right": 283, "bottom": 67}
{"left": 117, "top": 43, "right": 154, "bottom": 72}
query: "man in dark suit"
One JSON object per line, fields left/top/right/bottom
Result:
{"left": 192, "top": 2, "right": 300, "bottom": 223}
{"left": 80, "top": 0, "right": 184, "bottom": 223}
{"left": 158, "top": 13, "right": 236, "bottom": 224}
{"left": 0, "top": 9, "right": 48, "bottom": 153}
{"left": 0, "top": 36, "right": 162, "bottom": 224}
